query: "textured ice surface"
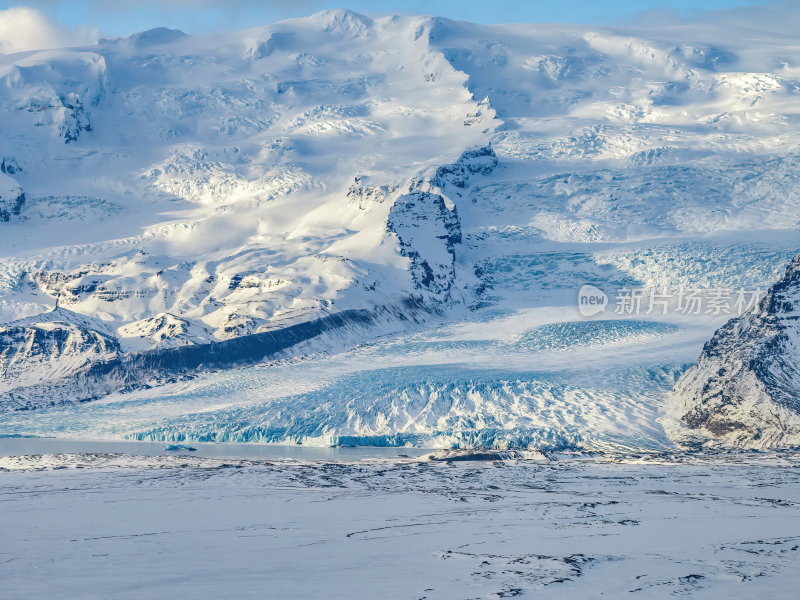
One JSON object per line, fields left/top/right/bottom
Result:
{"left": 0, "top": 308, "right": 699, "bottom": 451}
{"left": 1, "top": 237, "right": 787, "bottom": 451}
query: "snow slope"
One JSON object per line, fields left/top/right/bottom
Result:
{"left": 1, "top": 9, "right": 800, "bottom": 447}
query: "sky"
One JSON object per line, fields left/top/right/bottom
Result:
{"left": 0, "top": 0, "right": 784, "bottom": 38}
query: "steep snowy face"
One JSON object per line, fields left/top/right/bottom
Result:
{"left": 0, "top": 172, "right": 24, "bottom": 221}
{"left": 0, "top": 50, "right": 103, "bottom": 144}
{"left": 386, "top": 191, "right": 461, "bottom": 302}
{"left": 0, "top": 308, "right": 119, "bottom": 397}
{"left": 667, "top": 254, "right": 800, "bottom": 448}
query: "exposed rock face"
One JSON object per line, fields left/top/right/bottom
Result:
{"left": 387, "top": 191, "right": 461, "bottom": 302}
{"left": 346, "top": 177, "right": 389, "bottom": 209}
{"left": 58, "top": 93, "right": 93, "bottom": 143}
{"left": 0, "top": 173, "right": 25, "bottom": 221}
{"left": 433, "top": 145, "right": 498, "bottom": 190}
{"left": 0, "top": 157, "right": 22, "bottom": 175}
{"left": 0, "top": 312, "right": 120, "bottom": 395}
{"left": 117, "top": 313, "right": 213, "bottom": 349}
{"left": 20, "top": 91, "right": 95, "bottom": 144}
{"left": 667, "top": 253, "right": 800, "bottom": 448}
{"left": 384, "top": 146, "right": 497, "bottom": 305}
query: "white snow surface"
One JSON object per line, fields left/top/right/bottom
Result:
{"left": 2, "top": 451, "right": 800, "bottom": 599}
{"left": 2, "top": 10, "right": 800, "bottom": 448}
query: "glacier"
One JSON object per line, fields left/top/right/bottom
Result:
{"left": 1, "top": 9, "right": 800, "bottom": 449}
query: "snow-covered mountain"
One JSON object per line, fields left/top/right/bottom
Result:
{"left": 2, "top": 9, "right": 800, "bottom": 447}
{"left": 667, "top": 253, "right": 800, "bottom": 448}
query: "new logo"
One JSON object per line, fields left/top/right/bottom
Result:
{"left": 577, "top": 284, "right": 608, "bottom": 317}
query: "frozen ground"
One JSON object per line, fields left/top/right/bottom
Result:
{"left": 2, "top": 451, "right": 800, "bottom": 599}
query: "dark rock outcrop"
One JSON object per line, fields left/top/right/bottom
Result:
{"left": 0, "top": 157, "right": 21, "bottom": 175}
{"left": 667, "top": 253, "right": 800, "bottom": 447}
{"left": 433, "top": 145, "right": 498, "bottom": 189}
{"left": 384, "top": 146, "right": 497, "bottom": 304}
{"left": 0, "top": 318, "right": 120, "bottom": 396}
{"left": 0, "top": 174, "right": 25, "bottom": 221}
{"left": 387, "top": 191, "right": 461, "bottom": 301}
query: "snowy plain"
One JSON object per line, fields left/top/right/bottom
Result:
{"left": 3, "top": 451, "right": 800, "bottom": 599}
